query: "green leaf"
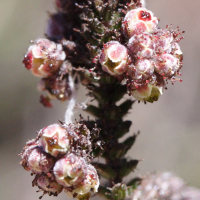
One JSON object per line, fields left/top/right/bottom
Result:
{"left": 119, "top": 100, "right": 135, "bottom": 117}
{"left": 92, "top": 162, "right": 116, "bottom": 179}
{"left": 84, "top": 105, "right": 101, "bottom": 118}
{"left": 118, "top": 159, "right": 139, "bottom": 178}
{"left": 116, "top": 121, "right": 132, "bottom": 138}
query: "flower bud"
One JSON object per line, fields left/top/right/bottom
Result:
{"left": 39, "top": 124, "right": 70, "bottom": 157}
{"left": 122, "top": 8, "right": 158, "bottom": 38}
{"left": 128, "top": 33, "right": 154, "bottom": 59}
{"left": 128, "top": 59, "right": 154, "bottom": 81}
{"left": 53, "top": 153, "right": 87, "bottom": 187}
{"left": 132, "top": 84, "right": 163, "bottom": 103}
{"left": 73, "top": 164, "right": 99, "bottom": 195}
{"left": 23, "top": 38, "right": 66, "bottom": 78}
{"left": 26, "top": 147, "right": 54, "bottom": 173}
{"left": 171, "top": 42, "right": 183, "bottom": 60}
{"left": 99, "top": 41, "right": 128, "bottom": 76}
{"left": 154, "top": 53, "right": 180, "bottom": 77}
{"left": 153, "top": 29, "right": 173, "bottom": 54}
{"left": 34, "top": 174, "right": 63, "bottom": 196}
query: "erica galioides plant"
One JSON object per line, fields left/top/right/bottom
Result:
{"left": 19, "top": 0, "right": 188, "bottom": 199}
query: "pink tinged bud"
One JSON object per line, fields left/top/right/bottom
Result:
{"left": 53, "top": 153, "right": 87, "bottom": 187}
{"left": 23, "top": 38, "right": 66, "bottom": 78}
{"left": 99, "top": 41, "right": 128, "bottom": 76}
{"left": 128, "top": 34, "right": 154, "bottom": 58}
{"left": 132, "top": 84, "right": 163, "bottom": 103}
{"left": 27, "top": 147, "right": 54, "bottom": 173}
{"left": 128, "top": 59, "right": 154, "bottom": 80}
{"left": 35, "top": 174, "right": 63, "bottom": 195}
{"left": 153, "top": 29, "right": 173, "bottom": 53}
{"left": 122, "top": 8, "right": 158, "bottom": 38}
{"left": 73, "top": 164, "right": 99, "bottom": 195}
{"left": 171, "top": 42, "right": 183, "bottom": 59}
{"left": 154, "top": 53, "right": 180, "bottom": 77}
{"left": 39, "top": 124, "right": 70, "bottom": 157}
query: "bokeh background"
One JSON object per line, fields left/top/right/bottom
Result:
{"left": 1, "top": 0, "right": 200, "bottom": 199}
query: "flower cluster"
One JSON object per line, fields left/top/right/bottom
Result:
{"left": 19, "top": 122, "right": 99, "bottom": 199}
{"left": 131, "top": 173, "right": 200, "bottom": 200}
{"left": 99, "top": 7, "right": 183, "bottom": 103}
{"left": 23, "top": 38, "right": 72, "bottom": 106}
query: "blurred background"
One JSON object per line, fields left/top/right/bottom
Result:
{"left": 0, "top": 0, "right": 200, "bottom": 199}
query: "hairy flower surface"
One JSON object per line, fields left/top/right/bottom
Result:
{"left": 153, "top": 29, "right": 173, "bottom": 54}
{"left": 99, "top": 41, "right": 128, "bottom": 76}
{"left": 23, "top": 38, "right": 66, "bottom": 77}
{"left": 154, "top": 53, "right": 180, "bottom": 77}
{"left": 39, "top": 124, "right": 70, "bottom": 157}
{"left": 128, "top": 59, "right": 154, "bottom": 80}
{"left": 122, "top": 8, "right": 158, "bottom": 38}
{"left": 128, "top": 33, "right": 154, "bottom": 59}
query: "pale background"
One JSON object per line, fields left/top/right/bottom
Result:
{"left": 0, "top": 0, "right": 200, "bottom": 199}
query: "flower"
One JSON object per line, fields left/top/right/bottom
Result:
{"left": 23, "top": 38, "right": 66, "bottom": 78}
{"left": 128, "top": 59, "right": 154, "bottom": 81}
{"left": 99, "top": 41, "right": 128, "bottom": 76}
{"left": 154, "top": 53, "right": 180, "bottom": 77}
{"left": 73, "top": 164, "right": 99, "bottom": 195}
{"left": 132, "top": 84, "right": 163, "bottom": 103}
{"left": 128, "top": 33, "right": 154, "bottom": 58}
{"left": 153, "top": 29, "right": 173, "bottom": 54}
{"left": 39, "top": 124, "right": 70, "bottom": 157}
{"left": 33, "top": 174, "right": 63, "bottom": 196}
{"left": 53, "top": 153, "right": 87, "bottom": 187}
{"left": 122, "top": 8, "right": 158, "bottom": 38}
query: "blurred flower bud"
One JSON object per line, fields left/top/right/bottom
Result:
{"left": 128, "top": 59, "right": 154, "bottom": 80}
{"left": 39, "top": 124, "right": 70, "bottom": 157}
{"left": 153, "top": 29, "right": 173, "bottom": 54}
{"left": 53, "top": 153, "right": 87, "bottom": 187}
{"left": 99, "top": 41, "right": 128, "bottom": 76}
{"left": 34, "top": 174, "right": 63, "bottom": 196}
{"left": 23, "top": 38, "right": 66, "bottom": 77}
{"left": 38, "top": 75, "right": 72, "bottom": 101}
{"left": 132, "top": 84, "right": 163, "bottom": 103}
{"left": 132, "top": 172, "right": 200, "bottom": 200}
{"left": 128, "top": 33, "right": 154, "bottom": 58}
{"left": 73, "top": 164, "right": 99, "bottom": 195}
{"left": 154, "top": 53, "right": 180, "bottom": 77}
{"left": 122, "top": 8, "right": 158, "bottom": 38}
{"left": 111, "top": 183, "right": 127, "bottom": 200}
{"left": 171, "top": 42, "right": 183, "bottom": 60}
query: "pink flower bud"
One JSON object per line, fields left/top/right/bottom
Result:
{"left": 99, "top": 41, "right": 128, "bottom": 76}
{"left": 26, "top": 147, "right": 55, "bottom": 173}
{"left": 53, "top": 153, "right": 87, "bottom": 187}
{"left": 128, "top": 59, "right": 154, "bottom": 80}
{"left": 128, "top": 33, "right": 154, "bottom": 58}
{"left": 39, "top": 124, "right": 70, "bottom": 157}
{"left": 132, "top": 84, "right": 163, "bottom": 103}
{"left": 154, "top": 53, "right": 180, "bottom": 77}
{"left": 122, "top": 8, "right": 158, "bottom": 38}
{"left": 153, "top": 29, "right": 173, "bottom": 54}
{"left": 34, "top": 174, "right": 63, "bottom": 196}
{"left": 73, "top": 164, "right": 99, "bottom": 195}
{"left": 23, "top": 38, "right": 66, "bottom": 78}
